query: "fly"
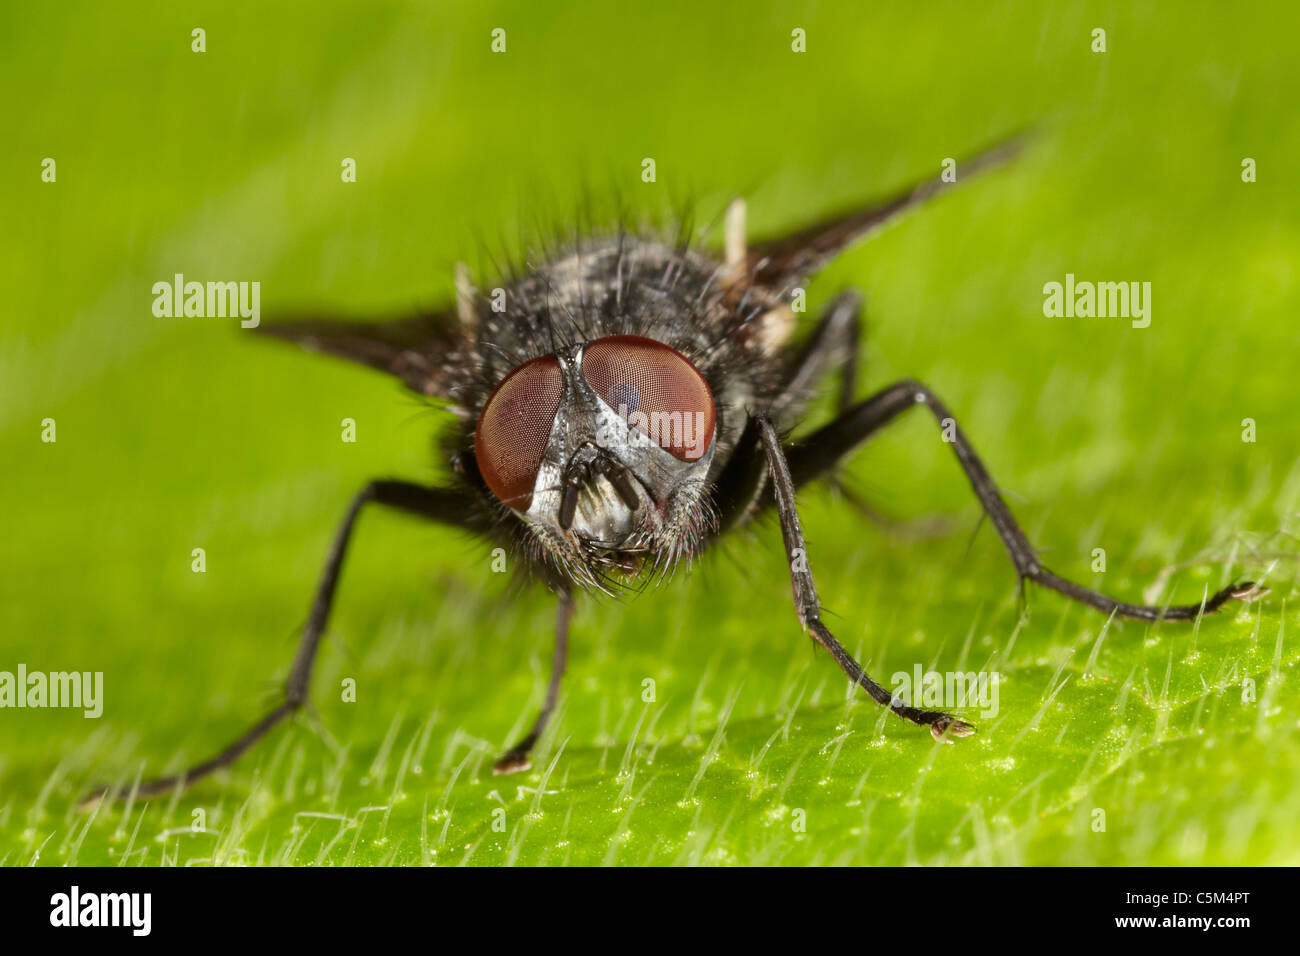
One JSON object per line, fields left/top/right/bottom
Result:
{"left": 86, "top": 135, "right": 1265, "bottom": 802}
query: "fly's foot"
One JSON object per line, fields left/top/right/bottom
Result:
{"left": 492, "top": 751, "right": 533, "bottom": 775}
{"left": 929, "top": 715, "right": 976, "bottom": 743}
{"left": 1227, "top": 581, "right": 1269, "bottom": 602}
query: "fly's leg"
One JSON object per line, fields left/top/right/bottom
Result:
{"left": 83, "top": 480, "right": 476, "bottom": 804}
{"left": 785, "top": 379, "right": 1265, "bottom": 621}
{"left": 773, "top": 291, "right": 861, "bottom": 516}
{"left": 770, "top": 289, "right": 862, "bottom": 424}
{"left": 758, "top": 416, "right": 974, "bottom": 739}
{"left": 774, "top": 293, "right": 949, "bottom": 537}
{"left": 493, "top": 590, "right": 574, "bottom": 775}
{"left": 715, "top": 292, "right": 875, "bottom": 533}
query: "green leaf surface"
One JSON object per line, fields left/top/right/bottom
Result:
{"left": 2, "top": 0, "right": 1297, "bottom": 866}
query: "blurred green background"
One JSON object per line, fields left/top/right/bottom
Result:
{"left": 2, "top": 1, "right": 1297, "bottom": 866}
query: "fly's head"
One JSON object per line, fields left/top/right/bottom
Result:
{"left": 472, "top": 333, "right": 719, "bottom": 589}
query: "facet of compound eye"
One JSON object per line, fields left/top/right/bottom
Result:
{"left": 474, "top": 355, "right": 564, "bottom": 509}
{"left": 581, "top": 335, "right": 715, "bottom": 461}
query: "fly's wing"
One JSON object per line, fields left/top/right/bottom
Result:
{"left": 255, "top": 306, "right": 464, "bottom": 398}
{"left": 746, "top": 132, "right": 1029, "bottom": 291}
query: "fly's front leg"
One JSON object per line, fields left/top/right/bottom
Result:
{"left": 757, "top": 416, "right": 974, "bottom": 740}
{"left": 493, "top": 589, "right": 574, "bottom": 775}
{"left": 772, "top": 293, "right": 944, "bottom": 536}
{"left": 770, "top": 289, "right": 863, "bottom": 424}
{"left": 786, "top": 379, "right": 1266, "bottom": 621}
{"left": 771, "top": 291, "right": 864, "bottom": 514}
{"left": 83, "top": 480, "right": 477, "bottom": 805}
{"left": 713, "top": 290, "right": 865, "bottom": 534}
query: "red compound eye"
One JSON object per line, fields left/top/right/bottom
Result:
{"left": 581, "top": 335, "right": 715, "bottom": 461}
{"left": 474, "top": 355, "right": 564, "bottom": 510}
